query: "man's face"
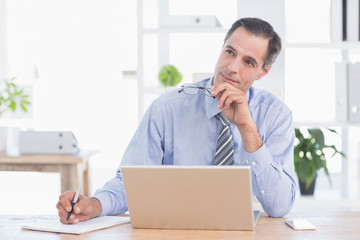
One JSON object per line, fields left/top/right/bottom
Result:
{"left": 213, "top": 27, "right": 271, "bottom": 93}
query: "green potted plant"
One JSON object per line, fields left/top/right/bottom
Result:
{"left": 294, "top": 128, "right": 345, "bottom": 195}
{"left": 158, "top": 64, "right": 183, "bottom": 88}
{"left": 0, "top": 77, "right": 31, "bottom": 116}
{"left": 0, "top": 77, "right": 31, "bottom": 152}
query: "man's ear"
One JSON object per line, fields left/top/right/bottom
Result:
{"left": 256, "top": 65, "right": 271, "bottom": 80}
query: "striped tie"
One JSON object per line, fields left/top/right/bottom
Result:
{"left": 214, "top": 112, "right": 234, "bottom": 165}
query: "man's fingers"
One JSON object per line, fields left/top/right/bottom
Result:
{"left": 57, "top": 205, "right": 68, "bottom": 218}
{"left": 75, "top": 214, "right": 91, "bottom": 223}
{"left": 58, "top": 208, "right": 72, "bottom": 224}
{"left": 73, "top": 195, "right": 89, "bottom": 214}
{"left": 72, "top": 202, "right": 83, "bottom": 215}
{"left": 56, "top": 200, "right": 65, "bottom": 212}
{"left": 212, "top": 82, "right": 246, "bottom": 109}
{"left": 62, "top": 212, "right": 91, "bottom": 225}
{"left": 225, "top": 92, "right": 246, "bottom": 109}
{"left": 57, "top": 191, "right": 79, "bottom": 224}
{"left": 58, "top": 191, "right": 76, "bottom": 212}
{"left": 213, "top": 86, "right": 230, "bottom": 109}
{"left": 61, "top": 213, "right": 78, "bottom": 224}
{"left": 56, "top": 199, "right": 70, "bottom": 220}
{"left": 217, "top": 90, "right": 243, "bottom": 109}
{"left": 211, "top": 82, "right": 228, "bottom": 97}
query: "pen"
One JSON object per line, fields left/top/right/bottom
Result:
{"left": 66, "top": 187, "right": 81, "bottom": 222}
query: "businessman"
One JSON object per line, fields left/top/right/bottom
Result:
{"left": 57, "top": 17, "right": 296, "bottom": 224}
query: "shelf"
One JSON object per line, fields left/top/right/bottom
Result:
{"left": 142, "top": 27, "right": 226, "bottom": 34}
{"left": 285, "top": 41, "right": 360, "bottom": 49}
{"left": 294, "top": 122, "right": 360, "bottom": 128}
{"left": 0, "top": 119, "right": 34, "bottom": 128}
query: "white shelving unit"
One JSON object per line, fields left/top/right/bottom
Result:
{"left": 0, "top": 0, "right": 7, "bottom": 80}
{"left": 136, "top": 0, "right": 286, "bottom": 120}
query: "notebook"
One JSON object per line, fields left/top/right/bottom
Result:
{"left": 22, "top": 216, "right": 130, "bottom": 234}
{"left": 121, "top": 165, "right": 260, "bottom": 231}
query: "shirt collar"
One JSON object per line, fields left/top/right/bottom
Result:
{"left": 204, "top": 77, "right": 251, "bottom": 119}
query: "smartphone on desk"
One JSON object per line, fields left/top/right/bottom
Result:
{"left": 285, "top": 219, "right": 316, "bottom": 230}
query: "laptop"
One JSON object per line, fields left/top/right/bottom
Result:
{"left": 121, "top": 165, "right": 260, "bottom": 231}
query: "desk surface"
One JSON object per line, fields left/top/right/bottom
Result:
{"left": 1, "top": 211, "right": 359, "bottom": 240}
{"left": 0, "top": 150, "right": 97, "bottom": 164}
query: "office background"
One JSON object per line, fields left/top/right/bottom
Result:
{"left": 0, "top": 0, "right": 359, "bottom": 214}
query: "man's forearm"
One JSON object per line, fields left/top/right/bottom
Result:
{"left": 237, "top": 120, "right": 263, "bottom": 153}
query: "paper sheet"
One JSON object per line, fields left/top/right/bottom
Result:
{"left": 22, "top": 216, "right": 130, "bottom": 234}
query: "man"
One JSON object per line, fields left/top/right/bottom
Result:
{"left": 57, "top": 17, "right": 296, "bottom": 224}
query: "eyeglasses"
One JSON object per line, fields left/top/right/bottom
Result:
{"left": 178, "top": 84, "right": 213, "bottom": 97}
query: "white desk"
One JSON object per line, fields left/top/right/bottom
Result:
{"left": 1, "top": 211, "right": 360, "bottom": 240}
{"left": 0, "top": 150, "right": 97, "bottom": 196}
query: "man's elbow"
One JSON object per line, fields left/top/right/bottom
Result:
{"left": 265, "top": 205, "right": 292, "bottom": 218}
{"left": 264, "top": 189, "right": 296, "bottom": 218}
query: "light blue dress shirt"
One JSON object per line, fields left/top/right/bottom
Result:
{"left": 94, "top": 78, "right": 297, "bottom": 218}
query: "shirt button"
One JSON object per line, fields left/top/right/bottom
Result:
{"left": 252, "top": 161, "right": 256, "bottom": 166}
{"left": 261, "top": 190, "right": 265, "bottom": 194}
{"left": 246, "top": 160, "right": 249, "bottom": 164}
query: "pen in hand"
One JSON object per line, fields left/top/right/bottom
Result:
{"left": 66, "top": 187, "right": 81, "bottom": 222}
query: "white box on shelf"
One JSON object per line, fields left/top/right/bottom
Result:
{"left": 335, "top": 62, "right": 349, "bottom": 122}
{"left": 347, "top": 0, "right": 359, "bottom": 41}
{"left": 19, "top": 131, "right": 79, "bottom": 155}
{"left": 159, "top": 15, "right": 222, "bottom": 28}
{"left": 348, "top": 63, "right": 360, "bottom": 123}
{"left": 331, "top": 0, "right": 343, "bottom": 42}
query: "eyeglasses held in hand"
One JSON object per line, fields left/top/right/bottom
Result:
{"left": 178, "top": 84, "right": 213, "bottom": 97}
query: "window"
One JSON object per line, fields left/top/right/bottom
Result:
{"left": 284, "top": 48, "right": 341, "bottom": 122}
{"left": 285, "top": 0, "right": 331, "bottom": 43}
{"left": 5, "top": 0, "right": 138, "bottom": 195}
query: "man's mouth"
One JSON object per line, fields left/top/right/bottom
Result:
{"left": 222, "top": 73, "right": 237, "bottom": 84}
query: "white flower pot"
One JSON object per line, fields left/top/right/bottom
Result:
{"left": 0, "top": 127, "right": 8, "bottom": 152}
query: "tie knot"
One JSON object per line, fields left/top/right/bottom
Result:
{"left": 216, "top": 112, "right": 229, "bottom": 127}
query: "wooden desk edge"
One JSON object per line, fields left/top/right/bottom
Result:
{"left": 0, "top": 149, "right": 99, "bottom": 164}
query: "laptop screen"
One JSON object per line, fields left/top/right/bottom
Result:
{"left": 121, "top": 165, "right": 259, "bottom": 231}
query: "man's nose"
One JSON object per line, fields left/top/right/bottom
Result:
{"left": 227, "top": 58, "right": 242, "bottom": 74}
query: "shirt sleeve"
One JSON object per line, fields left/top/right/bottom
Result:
{"left": 93, "top": 102, "right": 165, "bottom": 216}
{"left": 243, "top": 111, "right": 297, "bottom": 217}
{"left": 92, "top": 170, "right": 128, "bottom": 216}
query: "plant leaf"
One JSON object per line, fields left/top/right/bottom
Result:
{"left": 20, "top": 102, "right": 28, "bottom": 112}
{"left": 9, "top": 100, "right": 16, "bottom": 111}
{"left": 309, "top": 128, "right": 325, "bottom": 148}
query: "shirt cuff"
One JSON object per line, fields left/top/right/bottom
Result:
{"left": 242, "top": 144, "right": 282, "bottom": 176}
{"left": 92, "top": 191, "right": 111, "bottom": 217}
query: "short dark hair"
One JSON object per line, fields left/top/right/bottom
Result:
{"left": 224, "top": 17, "right": 282, "bottom": 68}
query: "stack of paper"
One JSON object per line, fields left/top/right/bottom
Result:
{"left": 22, "top": 216, "right": 130, "bottom": 235}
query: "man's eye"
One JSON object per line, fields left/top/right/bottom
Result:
{"left": 245, "top": 60, "right": 254, "bottom": 67}
{"left": 225, "top": 49, "right": 234, "bottom": 55}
